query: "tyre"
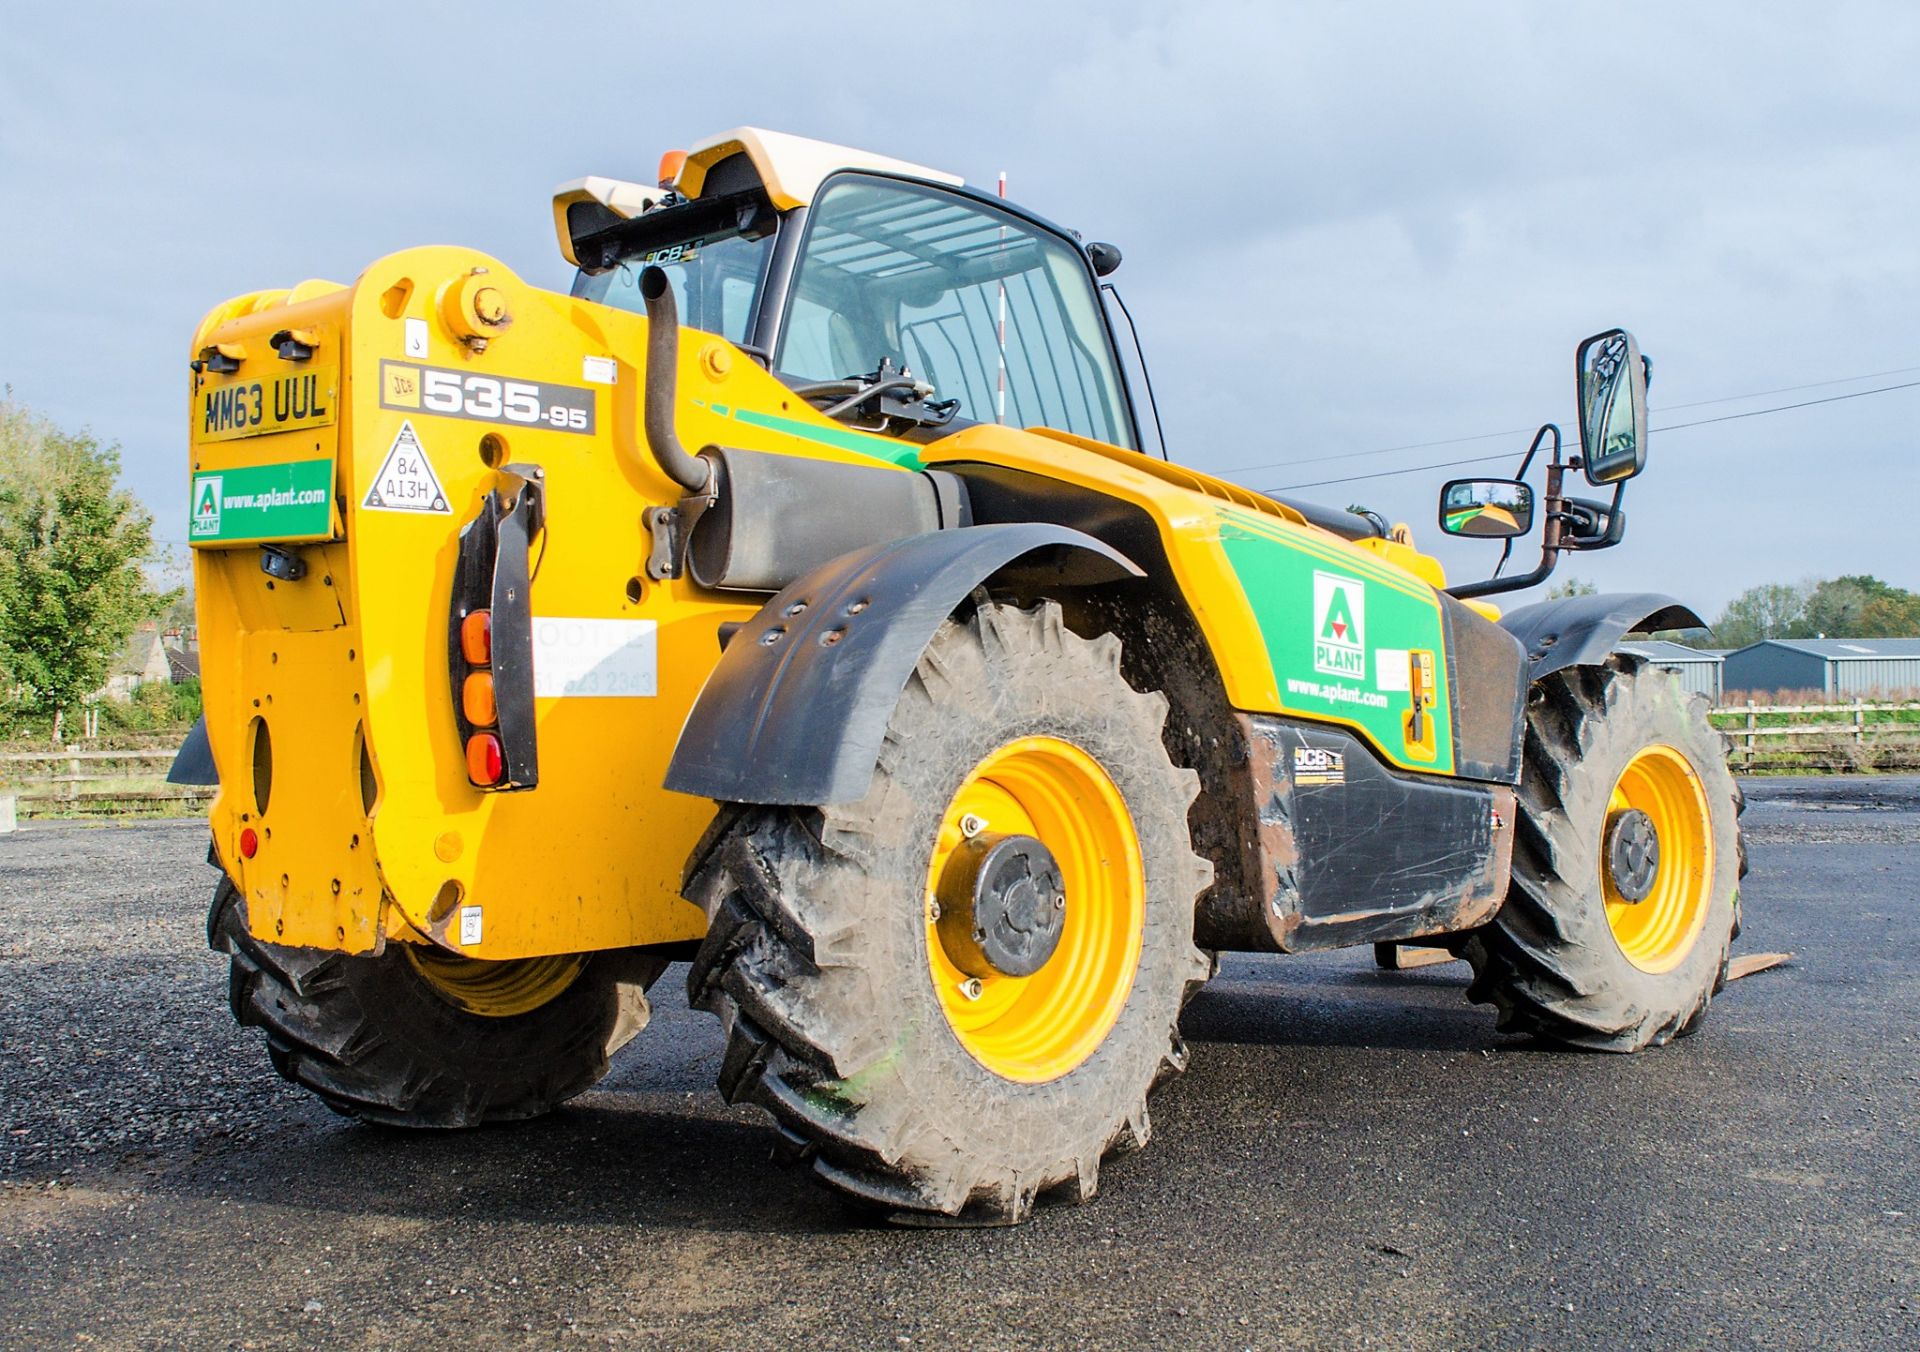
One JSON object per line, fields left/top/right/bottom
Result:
{"left": 1455, "top": 656, "right": 1744, "bottom": 1051}
{"left": 684, "top": 601, "right": 1213, "bottom": 1224}
{"left": 210, "top": 880, "right": 663, "bottom": 1127}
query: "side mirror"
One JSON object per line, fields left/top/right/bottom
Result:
{"left": 1439, "top": 478, "right": 1535, "bottom": 538}
{"left": 1575, "top": 328, "right": 1648, "bottom": 485}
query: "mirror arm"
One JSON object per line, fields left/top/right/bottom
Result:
{"left": 1599, "top": 480, "right": 1628, "bottom": 547}
{"left": 1554, "top": 481, "right": 1631, "bottom": 552}
{"left": 1446, "top": 456, "right": 1568, "bottom": 599}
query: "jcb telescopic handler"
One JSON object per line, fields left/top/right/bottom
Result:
{"left": 179, "top": 129, "right": 1742, "bottom": 1224}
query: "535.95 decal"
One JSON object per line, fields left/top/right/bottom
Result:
{"left": 380, "top": 360, "right": 595, "bottom": 434}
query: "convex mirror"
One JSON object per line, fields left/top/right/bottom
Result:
{"left": 1576, "top": 328, "right": 1648, "bottom": 485}
{"left": 1438, "top": 479, "right": 1535, "bottom": 538}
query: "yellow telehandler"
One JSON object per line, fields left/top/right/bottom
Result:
{"left": 177, "top": 128, "right": 1743, "bottom": 1223}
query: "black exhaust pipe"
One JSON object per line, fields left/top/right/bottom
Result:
{"left": 639, "top": 265, "right": 712, "bottom": 493}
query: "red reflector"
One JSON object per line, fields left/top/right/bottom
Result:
{"left": 466, "top": 733, "right": 504, "bottom": 785}
{"left": 239, "top": 827, "right": 259, "bottom": 859}
{"left": 462, "top": 672, "right": 498, "bottom": 727}
{"left": 460, "top": 610, "right": 492, "bottom": 665}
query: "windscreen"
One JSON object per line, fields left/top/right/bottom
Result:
{"left": 776, "top": 176, "right": 1134, "bottom": 447}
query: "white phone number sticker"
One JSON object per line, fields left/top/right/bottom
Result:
{"left": 532, "top": 617, "right": 658, "bottom": 698}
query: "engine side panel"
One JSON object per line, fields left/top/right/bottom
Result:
{"left": 926, "top": 431, "right": 1468, "bottom": 777}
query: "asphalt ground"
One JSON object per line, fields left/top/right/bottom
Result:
{"left": 2, "top": 776, "right": 1916, "bottom": 1351}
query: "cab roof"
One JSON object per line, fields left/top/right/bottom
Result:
{"left": 676, "top": 127, "right": 962, "bottom": 210}
{"left": 552, "top": 127, "right": 963, "bottom": 267}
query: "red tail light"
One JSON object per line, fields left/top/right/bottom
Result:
{"left": 466, "top": 733, "right": 504, "bottom": 785}
{"left": 239, "top": 826, "right": 259, "bottom": 859}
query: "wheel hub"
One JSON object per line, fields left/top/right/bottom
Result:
{"left": 936, "top": 833, "right": 1067, "bottom": 979}
{"left": 1604, "top": 807, "right": 1661, "bottom": 903}
{"left": 402, "top": 946, "right": 586, "bottom": 1017}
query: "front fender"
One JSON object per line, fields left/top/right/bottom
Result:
{"left": 1499, "top": 592, "right": 1707, "bottom": 680}
{"left": 663, "top": 524, "right": 1141, "bottom": 806}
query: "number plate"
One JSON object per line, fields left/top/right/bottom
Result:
{"left": 379, "top": 360, "right": 595, "bottom": 434}
{"left": 197, "top": 366, "right": 338, "bottom": 443}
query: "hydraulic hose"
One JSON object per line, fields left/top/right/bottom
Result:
{"left": 639, "top": 266, "right": 712, "bottom": 493}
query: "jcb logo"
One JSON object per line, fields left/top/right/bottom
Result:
{"left": 1312, "top": 571, "right": 1366, "bottom": 680}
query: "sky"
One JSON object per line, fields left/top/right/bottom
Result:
{"left": 2, "top": 1, "right": 1915, "bottom": 617}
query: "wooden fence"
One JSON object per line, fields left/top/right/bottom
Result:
{"left": 0, "top": 747, "right": 212, "bottom": 818}
{"left": 1710, "top": 700, "right": 1920, "bottom": 773}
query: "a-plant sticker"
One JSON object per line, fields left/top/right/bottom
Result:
{"left": 1313, "top": 570, "right": 1366, "bottom": 680}
{"left": 186, "top": 459, "right": 333, "bottom": 545}
{"left": 191, "top": 475, "right": 223, "bottom": 537}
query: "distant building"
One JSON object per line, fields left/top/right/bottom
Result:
{"left": 1618, "top": 640, "right": 1724, "bottom": 700}
{"left": 1722, "top": 638, "right": 1920, "bottom": 698}
{"left": 96, "top": 622, "right": 171, "bottom": 700}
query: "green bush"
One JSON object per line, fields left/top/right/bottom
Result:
{"left": 89, "top": 679, "right": 201, "bottom": 734}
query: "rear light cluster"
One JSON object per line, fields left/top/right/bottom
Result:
{"left": 449, "top": 476, "right": 541, "bottom": 791}
{"left": 457, "top": 609, "right": 505, "bottom": 786}
{"left": 450, "top": 468, "right": 541, "bottom": 792}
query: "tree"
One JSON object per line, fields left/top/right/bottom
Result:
{"left": 1709, "top": 574, "right": 1920, "bottom": 648}
{"left": 1547, "top": 576, "right": 1596, "bottom": 599}
{"left": 1810, "top": 575, "right": 1920, "bottom": 638}
{"left": 1712, "top": 582, "right": 1808, "bottom": 648}
{"left": 1801, "top": 576, "right": 1873, "bottom": 637}
{"left": 0, "top": 399, "right": 171, "bottom": 741}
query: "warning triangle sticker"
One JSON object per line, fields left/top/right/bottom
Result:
{"left": 363, "top": 420, "right": 450, "bottom": 514}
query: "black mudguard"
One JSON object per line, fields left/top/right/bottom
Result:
{"left": 1498, "top": 592, "right": 1706, "bottom": 681}
{"left": 168, "top": 715, "right": 218, "bottom": 786}
{"left": 663, "top": 524, "right": 1142, "bottom": 807}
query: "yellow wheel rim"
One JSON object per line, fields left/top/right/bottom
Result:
{"left": 1603, "top": 744, "right": 1715, "bottom": 974}
{"left": 924, "top": 736, "right": 1145, "bottom": 1084}
{"left": 402, "top": 946, "right": 586, "bottom": 1017}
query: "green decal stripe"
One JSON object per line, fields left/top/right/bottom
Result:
{"left": 729, "top": 408, "right": 923, "bottom": 469}
{"left": 1218, "top": 508, "right": 1433, "bottom": 601}
{"left": 1218, "top": 505, "right": 1421, "bottom": 587}
{"left": 1219, "top": 508, "right": 1427, "bottom": 596}
{"left": 188, "top": 458, "right": 334, "bottom": 545}
{"left": 1216, "top": 521, "right": 1454, "bottom": 775}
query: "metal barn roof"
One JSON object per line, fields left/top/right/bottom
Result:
{"left": 1731, "top": 638, "right": 1920, "bottom": 661}
{"left": 1618, "top": 640, "right": 1724, "bottom": 662}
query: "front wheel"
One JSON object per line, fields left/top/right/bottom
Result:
{"left": 684, "top": 601, "right": 1213, "bottom": 1224}
{"left": 1455, "top": 657, "right": 1744, "bottom": 1050}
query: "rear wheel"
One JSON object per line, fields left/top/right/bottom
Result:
{"left": 684, "top": 601, "right": 1213, "bottom": 1224}
{"left": 1455, "top": 657, "right": 1742, "bottom": 1050}
{"left": 210, "top": 881, "right": 663, "bottom": 1126}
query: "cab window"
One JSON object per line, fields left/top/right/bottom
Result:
{"left": 573, "top": 229, "right": 772, "bottom": 347}
{"left": 777, "top": 175, "right": 1134, "bottom": 446}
